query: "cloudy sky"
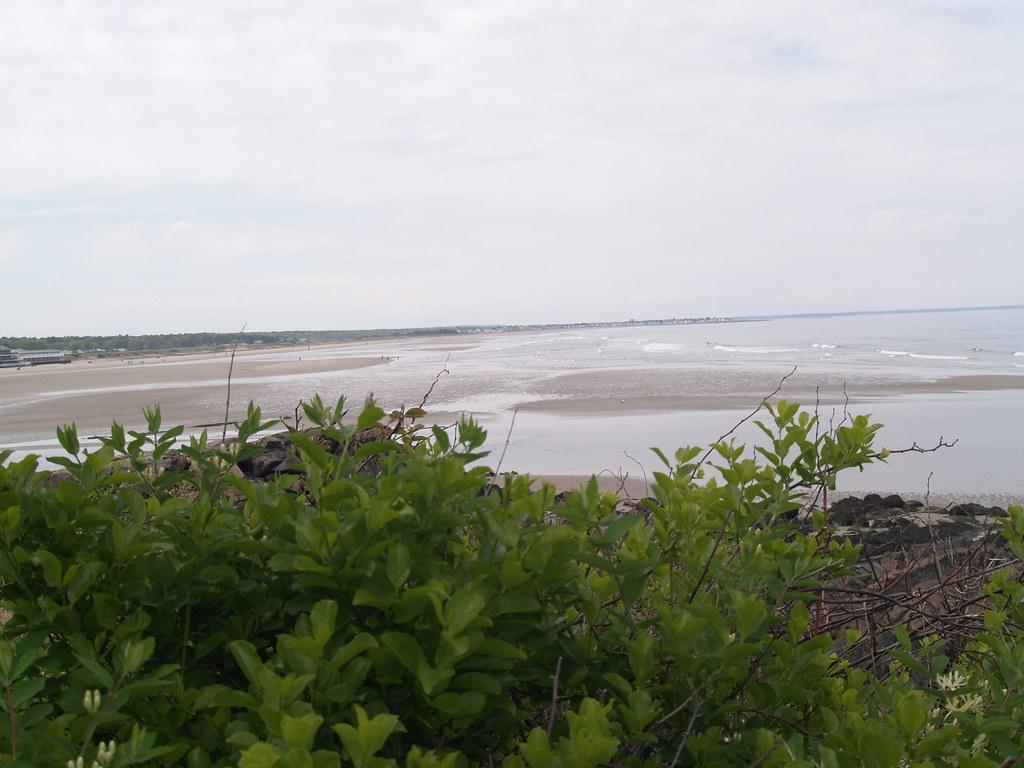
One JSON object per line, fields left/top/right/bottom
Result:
{"left": 2, "top": 1, "right": 1022, "bottom": 335}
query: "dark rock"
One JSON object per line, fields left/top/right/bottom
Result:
{"left": 855, "top": 515, "right": 980, "bottom": 555}
{"left": 949, "top": 503, "right": 1007, "bottom": 518}
{"left": 881, "top": 494, "right": 905, "bottom": 509}
{"left": 238, "top": 451, "right": 290, "bottom": 479}
{"left": 159, "top": 451, "right": 192, "bottom": 473}
{"left": 904, "top": 500, "right": 924, "bottom": 510}
{"left": 829, "top": 497, "right": 869, "bottom": 526}
{"left": 863, "top": 493, "right": 885, "bottom": 510}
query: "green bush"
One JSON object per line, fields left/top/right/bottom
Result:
{"left": 1, "top": 397, "right": 1022, "bottom": 767}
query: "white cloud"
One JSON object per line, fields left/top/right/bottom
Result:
{"left": 1, "top": 1, "right": 1022, "bottom": 334}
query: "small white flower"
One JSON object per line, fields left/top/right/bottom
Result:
{"left": 96, "top": 740, "right": 116, "bottom": 766}
{"left": 82, "top": 689, "right": 102, "bottom": 714}
{"left": 946, "top": 693, "right": 985, "bottom": 714}
{"left": 971, "top": 733, "right": 989, "bottom": 755}
{"left": 936, "top": 670, "right": 966, "bottom": 692}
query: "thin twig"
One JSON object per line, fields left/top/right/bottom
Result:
{"left": 689, "top": 365, "right": 797, "bottom": 481}
{"left": 623, "top": 451, "right": 650, "bottom": 498}
{"left": 884, "top": 437, "right": 958, "bottom": 456}
{"left": 547, "top": 656, "right": 564, "bottom": 737}
{"left": 222, "top": 323, "right": 247, "bottom": 442}
{"left": 490, "top": 408, "right": 519, "bottom": 489}
{"left": 417, "top": 354, "right": 451, "bottom": 411}
{"left": 668, "top": 698, "right": 704, "bottom": 768}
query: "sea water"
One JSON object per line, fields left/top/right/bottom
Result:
{"left": 2, "top": 307, "right": 1022, "bottom": 495}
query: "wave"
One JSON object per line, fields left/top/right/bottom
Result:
{"left": 812, "top": 343, "right": 837, "bottom": 349}
{"left": 878, "top": 348, "right": 966, "bottom": 361}
{"left": 643, "top": 342, "right": 685, "bottom": 352}
{"left": 908, "top": 353, "right": 968, "bottom": 361}
{"left": 714, "top": 345, "right": 800, "bottom": 354}
{"left": 1015, "top": 352, "right": 1024, "bottom": 357}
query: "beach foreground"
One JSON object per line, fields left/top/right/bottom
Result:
{"left": 3, "top": 310, "right": 1024, "bottom": 495}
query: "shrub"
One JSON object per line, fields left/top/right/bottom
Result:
{"left": 0, "top": 397, "right": 1022, "bottom": 766}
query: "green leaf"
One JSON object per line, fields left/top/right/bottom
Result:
{"left": 281, "top": 713, "right": 324, "bottom": 752}
{"left": 445, "top": 589, "right": 486, "bottom": 635}
{"left": 788, "top": 601, "right": 810, "bottom": 641}
{"left": 193, "top": 685, "right": 258, "bottom": 710}
{"left": 386, "top": 542, "right": 412, "bottom": 588}
{"left": 73, "top": 653, "right": 114, "bottom": 689}
{"left": 357, "top": 405, "right": 385, "bottom": 429}
{"left": 334, "top": 706, "right": 402, "bottom": 768}
{"left": 228, "top": 640, "right": 265, "bottom": 687}
{"left": 430, "top": 690, "right": 486, "bottom": 718}
{"left": 310, "top": 600, "right": 338, "bottom": 647}
{"left": 601, "top": 514, "right": 642, "bottom": 544}
{"left": 330, "top": 634, "right": 379, "bottom": 671}
{"left": 475, "top": 639, "right": 526, "bottom": 661}
{"left": 10, "top": 676, "right": 44, "bottom": 707}
{"left": 239, "top": 742, "right": 282, "bottom": 768}
{"left": 123, "top": 636, "right": 156, "bottom": 675}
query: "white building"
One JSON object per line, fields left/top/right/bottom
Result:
{"left": 0, "top": 346, "right": 70, "bottom": 367}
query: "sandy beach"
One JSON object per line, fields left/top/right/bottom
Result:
{"left": 3, "top": 311, "right": 1024, "bottom": 494}
{"left": 0, "top": 343, "right": 390, "bottom": 443}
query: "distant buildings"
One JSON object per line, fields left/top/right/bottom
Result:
{"left": 0, "top": 346, "right": 70, "bottom": 367}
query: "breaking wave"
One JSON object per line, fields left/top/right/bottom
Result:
{"left": 878, "top": 349, "right": 967, "bottom": 361}
{"left": 643, "top": 342, "right": 685, "bottom": 353}
{"left": 908, "top": 353, "right": 968, "bottom": 361}
{"left": 714, "top": 345, "right": 800, "bottom": 354}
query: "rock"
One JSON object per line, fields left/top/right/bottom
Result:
{"left": 862, "top": 493, "right": 885, "bottom": 510}
{"left": 238, "top": 451, "right": 290, "bottom": 479}
{"left": 949, "top": 503, "right": 1007, "bottom": 518}
{"left": 881, "top": 494, "right": 905, "bottom": 509}
{"left": 853, "top": 513, "right": 982, "bottom": 555}
{"left": 829, "top": 497, "right": 869, "bottom": 526}
{"left": 159, "top": 451, "right": 192, "bottom": 473}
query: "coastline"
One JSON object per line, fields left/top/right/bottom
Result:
{"left": 513, "top": 373, "right": 1024, "bottom": 416}
{"left": 0, "top": 348, "right": 391, "bottom": 444}
{"left": 531, "top": 474, "right": 1024, "bottom": 509}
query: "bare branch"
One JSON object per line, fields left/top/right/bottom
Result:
{"left": 689, "top": 365, "right": 798, "bottom": 481}
{"left": 547, "top": 656, "right": 563, "bottom": 737}
{"left": 222, "top": 322, "right": 247, "bottom": 443}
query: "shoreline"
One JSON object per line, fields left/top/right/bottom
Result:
{"left": 2, "top": 363, "right": 1022, "bottom": 451}
{"left": 513, "top": 374, "right": 1024, "bottom": 416}
{"left": 531, "top": 474, "right": 1024, "bottom": 508}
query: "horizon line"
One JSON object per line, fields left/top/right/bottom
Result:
{"left": 4, "top": 302, "right": 1023, "bottom": 340}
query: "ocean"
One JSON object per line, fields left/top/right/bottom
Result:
{"left": 2, "top": 306, "right": 1022, "bottom": 496}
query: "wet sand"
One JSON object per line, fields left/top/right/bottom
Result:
{"left": 0, "top": 345, "right": 388, "bottom": 443}
{"left": 514, "top": 372, "right": 1024, "bottom": 416}
{"left": 3, "top": 328, "right": 1024, "bottom": 495}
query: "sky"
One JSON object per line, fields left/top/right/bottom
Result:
{"left": 2, "top": 1, "right": 1023, "bottom": 335}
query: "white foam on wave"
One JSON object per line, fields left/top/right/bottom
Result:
{"left": 908, "top": 353, "right": 968, "bottom": 361}
{"left": 878, "top": 349, "right": 967, "bottom": 361}
{"left": 812, "top": 343, "right": 838, "bottom": 349}
{"left": 643, "top": 342, "right": 685, "bottom": 353}
{"left": 714, "top": 345, "right": 800, "bottom": 354}
{"left": 1015, "top": 352, "right": 1024, "bottom": 357}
